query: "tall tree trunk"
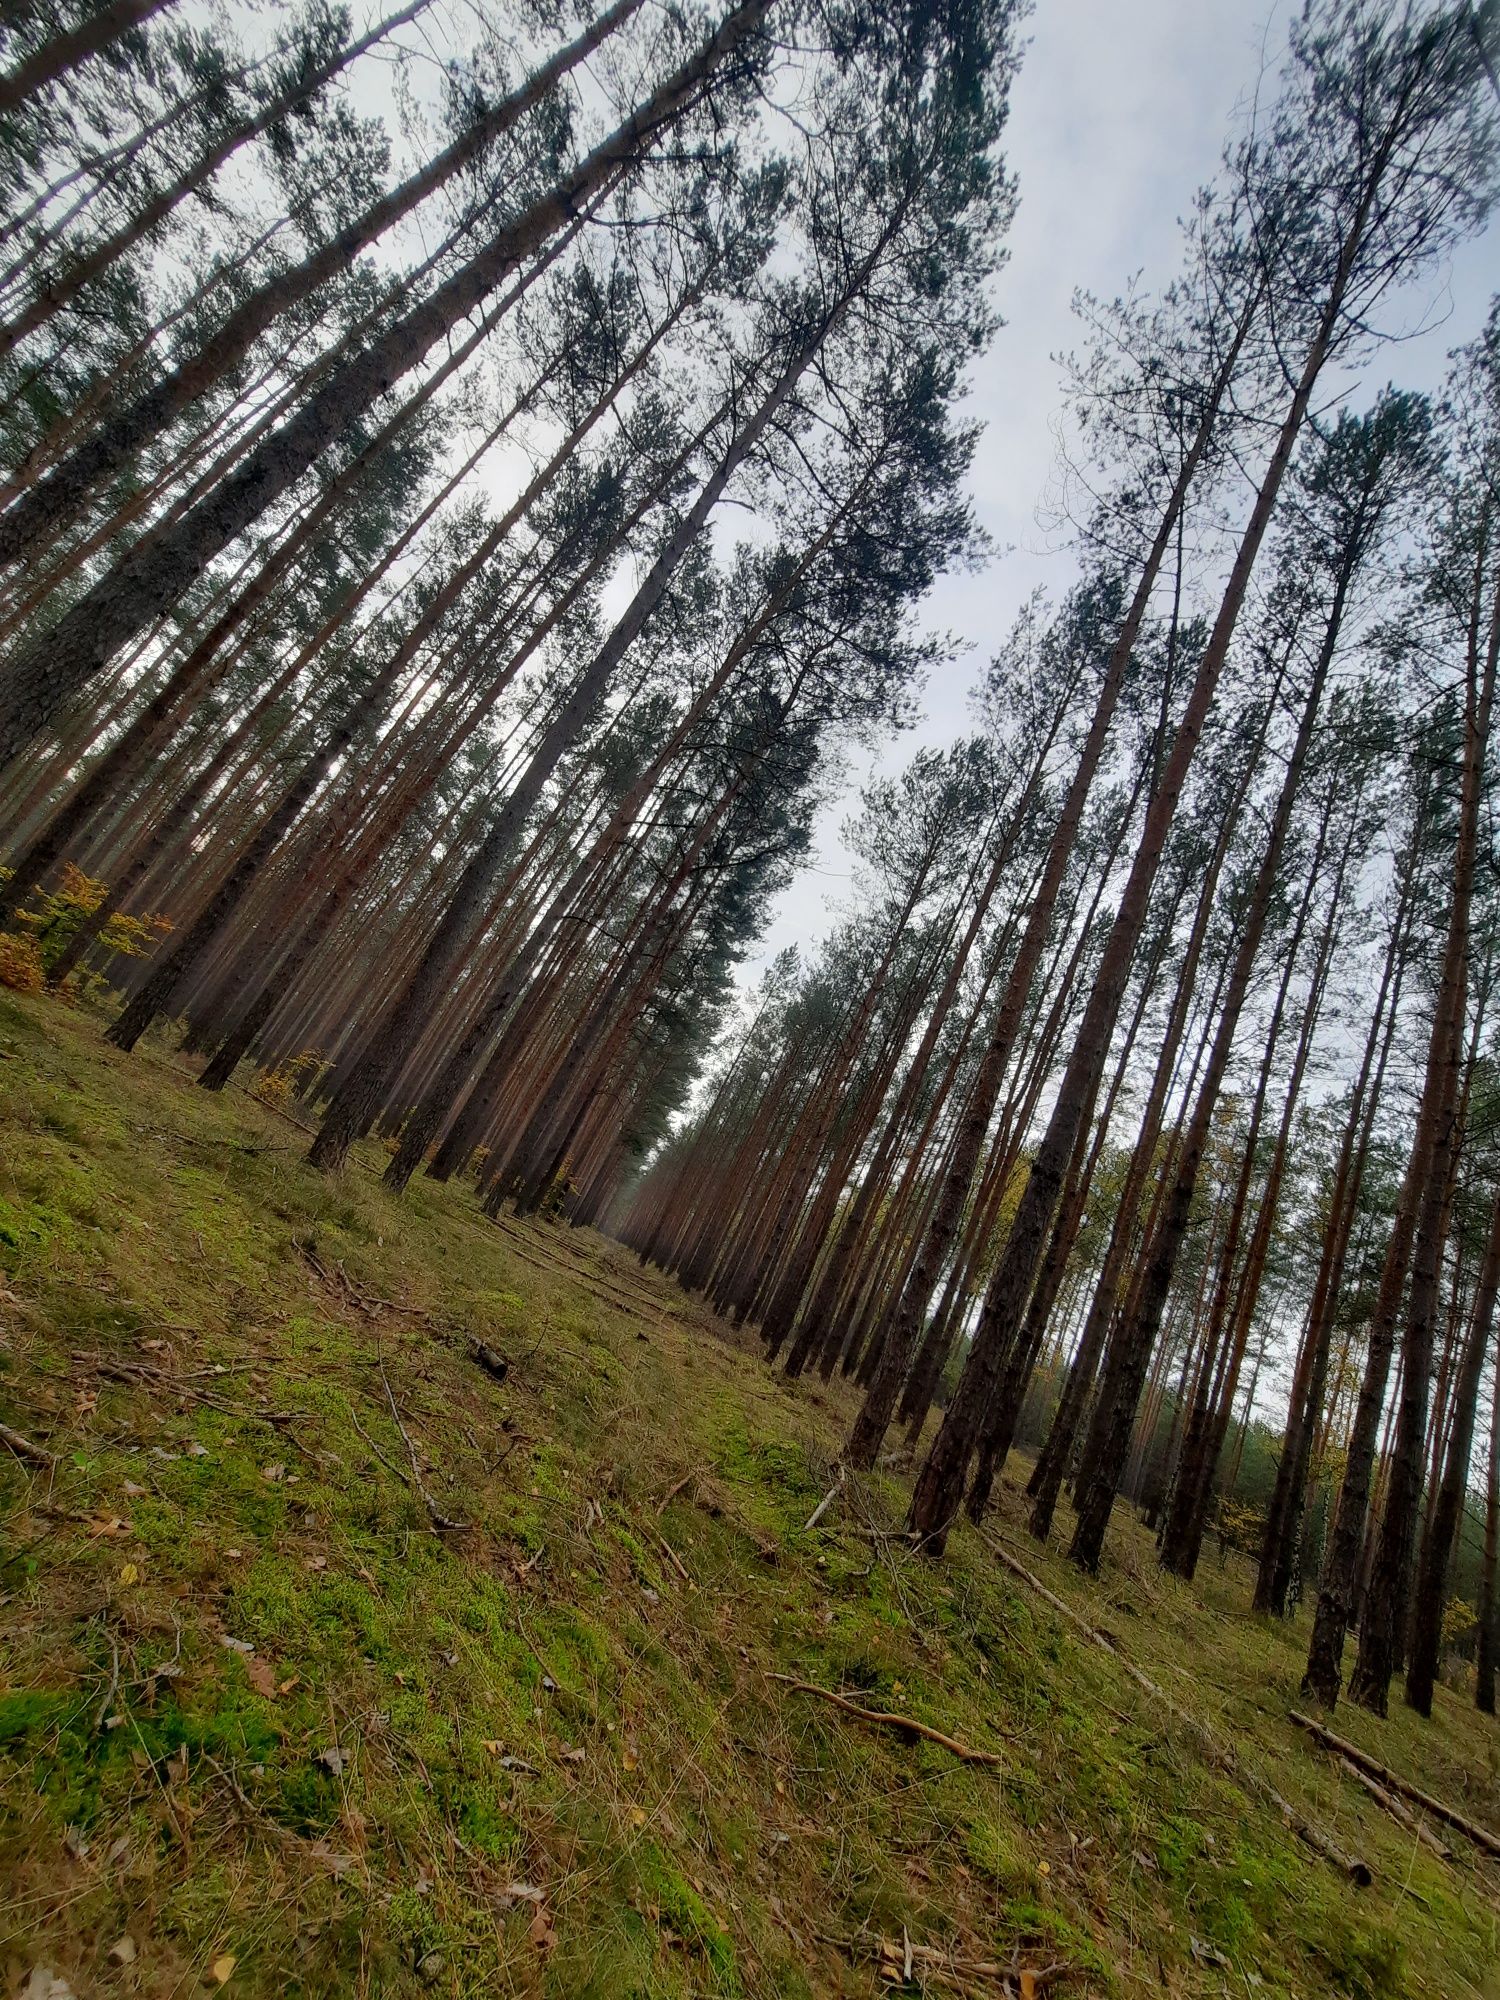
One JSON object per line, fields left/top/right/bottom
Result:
{"left": 1477, "top": 1370, "right": 1499, "bottom": 1714}
{"left": 1254, "top": 843, "right": 1414, "bottom": 1614}
{"left": 0, "top": 0, "right": 431, "bottom": 360}
{"left": 0, "top": 0, "right": 648, "bottom": 572}
{"left": 0, "top": 0, "right": 171, "bottom": 115}
{"left": 910, "top": 222, "right": 1365, "bottom": 1552}
{"left": 0, "top": 0, "right": 761, "bottom": 757}
{"left": 1347, "top": 529, "right": 1498, "bottom": 1715}
{"left": 1059, "top": 506, "right": 1366, "bottom": 1577}
{"left": 1406, "top": 1180, "right": 1500, "bottom": 1714}
{"left": 305, "top": 292, "right": 849, "bottom": 1173}
{"left": 841, "top": 306, "right": 1258, "bottom": 1473}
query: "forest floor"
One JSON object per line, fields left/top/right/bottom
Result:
{"left": 0, "top": 990, "right": 1498, "bottom": 2000}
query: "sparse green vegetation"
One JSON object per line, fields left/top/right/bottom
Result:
{"left": 1, "top": 990, "right": 1498, "bottom": 1997}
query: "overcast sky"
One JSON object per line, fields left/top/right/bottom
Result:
{"left": 739, "top": 0, "right": 1499, "bottom": 983}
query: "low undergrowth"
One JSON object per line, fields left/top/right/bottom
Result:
{"left": 1, "top": 989, "right": 1497, "bottom": 1998}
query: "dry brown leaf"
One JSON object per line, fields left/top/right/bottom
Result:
{"left": 1019, "top": 1972, "right": 1038, "bottom": 2000}
{"left": 244, "top": 1657, "right": 278, "bottom": 1699}
{"left": 528, "top": 1906, "right": 557, "bottom": 1953}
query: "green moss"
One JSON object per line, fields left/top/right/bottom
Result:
{"left": 963, "top": 1815, "right": 1036, "bottom": 1894}
{"left": 0, "top": 1687, "right": 74, "bottom": 1744}
{"left": 1319, "top": 1917, "right": 1407, "bottom": 2000}
{"left": 635, "top": 1843, "right": 741, "bottom": 1992}
{"left": 0, "top": 987, "right": 1494, "bottom": 2000}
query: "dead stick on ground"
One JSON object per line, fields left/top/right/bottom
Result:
{"left": 803, "top": 1465, "right": 845, "bottom": 1533}
{"left": 348, "top": 1403, "right": 414, "bottom": 1490}
{"left": 656, "top": 1531, "right": 692, "bottom": 1586}
{"left": 1289, "top": 1710, "right": 1500, "bottom": 1862}
{"left": 375, "top": 1345, "right": 468, "bottom": 1535}
{"left": 338, "top": 1260, "right": 430, "bottom": 1321}
{"left": 0, "top": 1419, "right": 55, "bottom": 1469}
{"left": 980, "top": 1531, "right": 1372, "bottom": 1885}
{"left": 1335, "top": 1754, "right": 1452, "bottom": 1860}
{"left": 767, "top": 1672, "right": 1003, "bottom": 1766}
{"left": 656, "top": 1466, "right": 706, "bottom": 1515}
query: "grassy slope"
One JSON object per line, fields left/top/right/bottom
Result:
{"left": 0, "top": 990, "right": 1497, "bottom": 2000}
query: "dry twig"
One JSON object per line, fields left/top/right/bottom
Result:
{"left": 802, "top": 1464, "right": 845, "bottom": 1533}
{"left": 375, "top": 1345, "right": 468, "bottom": 1534}
{"left": 0, "top": 1418, "right": 55, "bottom": 1468}
{"left": 656, "top": 1465, "right": 706, "bottom": 1515}
{"left": 767, "top": 1672, "right": 1003, "bottom": 1766}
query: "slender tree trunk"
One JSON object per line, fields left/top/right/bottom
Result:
{"left": 0, "top": 0, "right": 649, "bottom": 571}
{"left": 1406, "top": 1181, "right": 1500, "bottom": 1714}
{"left": 0, "top": 0, "right": 763, "bottom": 757}
{"left": 1254, "top": 850, "right": 1414, "bottom": 1613}
{"left": 306, "top": 299, "right": 847, "bottom": 1173}
{"left": 910, "top": 233, "right": 1362, "bottom": 1553}
{"left": 0, "top": 0, "right": 431, "bottom": 360}
{"left": 1347, "top": 533, "right": 1498, "bottom": 1715}
{"left": 0, "top": 0, "right": 171, "bottom": 115}
{"left": 842, "top": 307, "right": 1258, "bottom": 1473}
{"left": 1477, "top": 1372, "right": 1499, "bottom": 1714}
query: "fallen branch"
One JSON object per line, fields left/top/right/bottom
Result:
{"left": 655, "top": 1529, "right": 692, "bottom": 1586}
{"left": 1289, "top": 1711, "right": 1500, "bottom": 1862}
{"left": 89, "top": 1358, "right": 304, "bottom": 1430}
{"left": 347, "top": 1403, "right": 414, "bottom": 1490}
{"left": 981, "top": 1531, "right": 1372, "bottom": 1886}
{"left": 1335, "top": 1754, "right": 1452, "bottom": 1860}
{"left": 338, "top": 1260, "right": 430, "bottom": 1321}
{"left": 768, "top": 1672, "right": 1003, "bottom": 1766}
{"left": 375, "top": 1347, "right": 468, "bottom": 1535}
{"left": 95, "top": 1633, "right": 121, "bottom": 1731}
{"left": 821, "top": 1929, "right": 1072, "bottom": 1991}
{"left": 294, "top": 1240, "right": 430, "bottom": 1323}
{"left": 656, "top": 1465, "right": 706, "bottom": 1515}
{"left": 0, "top": 1418, "right": 55, "bottom": 1469}
{"left": 490, "top": 1218, "right": 680, "bottom": 1323}
{"left": 802, "top": 1465, "right": 845, "bottom": 1533}
{"left": 133, "top": 1125, "right": 292, "bottom": 1156}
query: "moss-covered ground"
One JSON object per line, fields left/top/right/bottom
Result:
{"left": 1, "top": 988, "right": 1497, "bottom": 1998}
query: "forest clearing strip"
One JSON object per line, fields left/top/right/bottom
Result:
{"left": 490, "top": 1217, "right": 683, "bottom": 1321}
